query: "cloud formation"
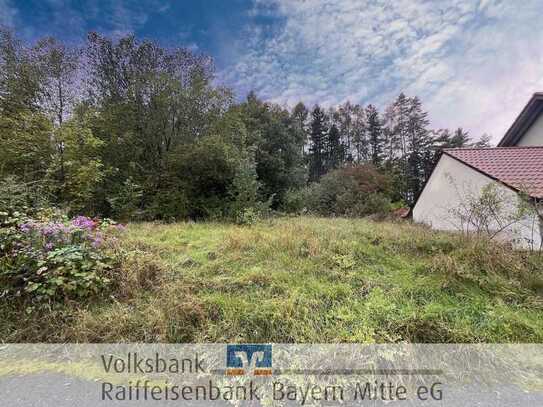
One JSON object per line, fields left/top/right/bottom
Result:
{"left": 224, "top": 0, "right": 543, "bottom": 142}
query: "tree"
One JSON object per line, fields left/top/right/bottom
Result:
{"left": 434, "top": 128, "right": 472, "bottom": 149}
{"left": 0, "top": 110, "right": 53, "bottom": 181}
{"left": 0, "top": 28, "right": 488, "bottom": 222}
{"left": 326, "top": 123, "right": 343, "bottom": 171}
{"left": 83, "top": 32, "right": 232, "bottom": 217}
{"left": 366, "top": 104, "right": 384, "bottom": 166}
{"left": 405, "top": 96, "right": 432, "bottom": 203}
{"left": 35, "top": 37, "right": 81, "bottom": 191}
{"left": 446, "top": 178, "right": 540, "bottom": 250}
{"left": 239, "top": 93, "right": 305, "bottom": 206}
{"left": 57, "top": 105, "right": 106, "bottom": 215}
{"left": 228, "top": 147, "right": 272, "bottom": 224}
{"left": 308, "top": 105, "right": 328, "bottom": 182}
{"left": 0, "top": 28, "right": 44, "bottom": 114}
{"left": 384, "top": 93, "right": 434, "bottom": 205}
{"left": 472, "top": 134, "right": 491, "bottom": 148}
{"left": 292, "top": 101, "right": 309, "bottom": 156}
{"left": 351, "top": 104, "right": 368, "bottom": 163}
{"left": 336, "top": 101, "right": 355, "bottom": 163}
{"left": 0, "top": 29, "right": 53, "bottom": 183}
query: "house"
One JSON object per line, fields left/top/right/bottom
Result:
{"left": 413, "top": 93, "right": 543, "bottom": 249}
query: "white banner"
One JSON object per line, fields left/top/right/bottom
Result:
{"left": 1, "top": 344, "right": 542, "bottom": 406}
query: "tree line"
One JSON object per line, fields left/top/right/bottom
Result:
{"left": 0, "top": 29, "right": 489, "bottom": 221}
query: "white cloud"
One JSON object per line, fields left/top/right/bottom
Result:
{"left": 223, "top": 0, "right": 543, "bottom": 143}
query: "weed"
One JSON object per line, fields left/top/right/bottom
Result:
{"left": 2, "top": 216, "right": 542, "bottom": 343}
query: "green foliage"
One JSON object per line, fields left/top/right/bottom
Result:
{"left": 228, "top": 148, "right": 271, "bottom": 224}
{"left": 164, "top": 135, "right": 238, "bottom": 219}
{"left": 234, "top": 207, "right": 262, "bottom": 225}
{"left": 0, "top": 176, "right": 52, "bottom": 216}
{"left": 287, "top": 164, "right": 393, "bottom": 217}
{"left": 308, "top": 105, "right": 328, "bottom": 182}
{"left": 107, "top": 178, "right": 143, "bottom": 221}
{"left": 282, "top": 187, "right": 315, "bottom": 214}
{"left": 239, "top": 93, "right": 305, "bottom": 206}
{"left": 0, "top": 111, "right": 54, "bottom": 180}
{"left": 146, "top": 188, "right": 190, "bottom": 222}
{"left": 53, "top": 117, "right": 106, "bottom": 214}
{"left": 0, "top": 213, "right": 119, "bottom": 305}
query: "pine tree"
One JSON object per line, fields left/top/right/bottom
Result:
{"left": 434, "top": 127, "right": 471, "bottom": 148}
{"left": 351, "top": 104, "right": 368, "bottom": 163}
{"left": 308, "top": 105, "right": 327, "bottom": 182}
{"left": 450, "top": 127, "right": 470, "bottom": 147}
{"left": 337, "top": 101, "right": 354, "bottom": 163}
{"left": 405, "top": 96, "right": 432, "bottom": 203}
{"left": 326, "top": 123, "right": 343, "bottom": 171}
{"left": 366, "top": 104, "right": 384, "bottom": 166}
{"left": 383, "top": 93, "right": 434, "bottom": 205}
{"left": 472, "top": 134, "right": 491, "bottom": 148}
{"left": 292, "top": 102, "right": 309, "bottom": 156}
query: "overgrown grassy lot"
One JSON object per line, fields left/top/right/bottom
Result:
{"left": 2, "top": 217, "right": 543, "bottom": 342}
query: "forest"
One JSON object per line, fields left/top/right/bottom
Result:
{"left": 0, "top": 29, "right": 490, "bottom": 223}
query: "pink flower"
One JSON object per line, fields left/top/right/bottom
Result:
{"left": 72, "top": 216, "right": 96, "bottom": 231}
{"left": 19, "top": 221, "right": 37, "bottom": 233}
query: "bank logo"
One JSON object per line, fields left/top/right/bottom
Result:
{"left": 226, "top": 344, "right": 272, "bottom": 376}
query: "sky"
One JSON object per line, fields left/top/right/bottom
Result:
{"left": 2, "top": 0, "right": 543, "bottom": 144}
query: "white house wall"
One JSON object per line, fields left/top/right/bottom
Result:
{"left": 413, "top": 154, "right": 542, "bottom": 250}
{"left": 517, "top": 113, "right": 543, "bottom": 146}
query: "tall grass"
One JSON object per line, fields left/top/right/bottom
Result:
{"left": 2, "top": 217, "right": 542, "bottom": 342}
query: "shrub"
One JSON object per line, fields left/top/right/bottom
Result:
{"left": 282, "top": 186, "right": 318, "bottom": 214}
{"left": 107, "top": 178, "right": 143, "bottom": 221}
{"left": 235, "top": 207, "right": 261, "bottom": 225}
{"left": 0, "top": 213, "right": 123, "bottom": 305}
{"left": 229, "top": 149, "right": 272, "bottom": 224}
{"left": 284, "top": 164, "right": 394, "bottom": 217}
{"left": 0, "top": 175, "right": 52, "bottom": 216}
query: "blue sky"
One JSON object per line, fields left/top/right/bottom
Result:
{"left": 2, "top": 0, "right": 543, "bottom": 143}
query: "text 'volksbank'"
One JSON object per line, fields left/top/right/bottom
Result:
{"left": 101, "top": 352, "right": 206, "bottom": 374}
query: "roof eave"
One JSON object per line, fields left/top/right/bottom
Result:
{"left": 441, "top": 151, "right": 539, "bottom": 199}
{"left": 413, "top": 150, "right": 540, "bottom": 210}
{"left": 498, "top": 93, "right": 543, "bottom": 147}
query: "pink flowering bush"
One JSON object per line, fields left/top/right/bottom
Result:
{"left": 0, "top": 212, "right": 125, "bottom": 304}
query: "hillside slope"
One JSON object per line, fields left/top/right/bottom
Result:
{"left": 3, "top": 217, "right": 543, "bottom": 342}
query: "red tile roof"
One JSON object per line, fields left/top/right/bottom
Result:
{"left": 443, "top": 147, "right": 543, "bottom": 198}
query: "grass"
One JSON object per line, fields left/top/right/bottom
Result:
{"left": 2, "top": 216, "right": 543, "bottom": 342}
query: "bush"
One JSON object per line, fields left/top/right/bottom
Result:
{"left": 229, "top": 149, "right": 272, "bottom": 224}
{"left": 107, "top": 178, "right": 143, "bottom": 221}
{"left": 284, "top": 164, "right": 394, "bottom": 217}
{"left": 0, "top": 175, "right": 52, "bottom": 216}
{"left": 282, "top": 186, "right": 317, "bottom": 214}
{"left": 145, "top": 188, "right": 190, "bottom": 222}
{"left": 235, "top": 207, "right": 261, "bottom": 225}
{"left": 0, "top": 212, "right": 123, "bottom": 305}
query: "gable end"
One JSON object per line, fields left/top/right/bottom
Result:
{"left": 498, "top": 93, "right": 543, "bottom": 147}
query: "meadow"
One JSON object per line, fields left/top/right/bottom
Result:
{"left": 2, "top": 217, "right": 543, "bottom": 342}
